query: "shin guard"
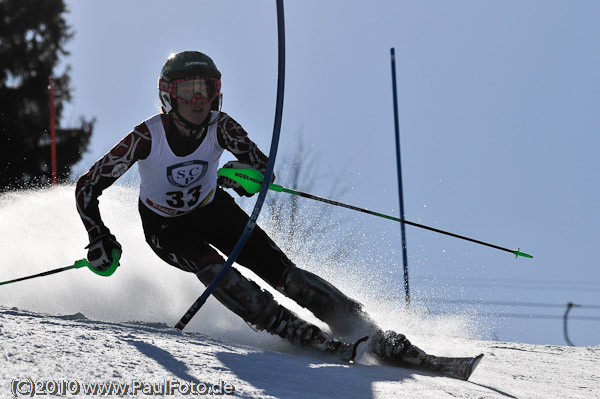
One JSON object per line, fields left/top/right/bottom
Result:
{"left": 277, "top": 267, "right": 377, "bottom": 337}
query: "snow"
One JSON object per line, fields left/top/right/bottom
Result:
{"left": 1, "top": 306, "right": 598, "bottom": 398}
{"left": 1, "top": 186, "right": 599, "bottom": 398}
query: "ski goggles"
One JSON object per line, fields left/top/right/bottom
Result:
{"left": 162, "top": 77, "right": 221, "bottom": 104}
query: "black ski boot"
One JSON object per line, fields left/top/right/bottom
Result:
{"left": 266, "top": 306, "right": 368, "bottom": 363}
{"left": 369, "top": 330, "right": 483, "bottom": 381}
{"left": 195, "top": 264, "right": 369, "bottom": 363}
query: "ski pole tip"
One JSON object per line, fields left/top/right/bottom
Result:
{"left": 514, "top": 248, "right": 533, "bottom": 259}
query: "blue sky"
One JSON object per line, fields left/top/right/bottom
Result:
{"left": 59, "top": 0, "right": 600, "bottom": 346}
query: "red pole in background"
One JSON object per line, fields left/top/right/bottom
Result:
{"left": 48, "top": 77, "right": 57, "bottom": 185}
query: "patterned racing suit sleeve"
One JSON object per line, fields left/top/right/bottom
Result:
{"left": 216, "top": 113, "right": 270, "bottom": 174}
{"left": 76, "top": 112, "right": 270, "bottom": 240}
{"left": 75, "top": 121, "right": 152, "bottom": 239}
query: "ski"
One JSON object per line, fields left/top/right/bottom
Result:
{"left": 411, "top": 353, "right": 484, "bottom": 381}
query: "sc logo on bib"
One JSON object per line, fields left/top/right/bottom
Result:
{"left": 167, "top": 161, "right": 208, "bottom": 187}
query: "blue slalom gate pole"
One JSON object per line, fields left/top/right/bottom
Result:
{"left": 175, "top": 0, "right": 286, "bottom": 330}
{"left": 390, "top": 47, "right": 410, "bottom": 306}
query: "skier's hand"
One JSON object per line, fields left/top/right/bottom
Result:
{"left": 86, "top": 226, "right": 122, "bottom": 272}
{"left": 217, "top": 161, "right": 255, "bottom": 197}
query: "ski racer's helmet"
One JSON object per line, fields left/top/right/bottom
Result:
{"left": 158, "top": 51, "right": 222, "bottom": 116}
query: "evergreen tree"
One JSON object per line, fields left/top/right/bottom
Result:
{"left": 0, "top": 0, "right": 93, "bottom": 190}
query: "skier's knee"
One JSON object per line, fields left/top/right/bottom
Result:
{"left": 277, "top": 266, "right": 375, "bottom": 336}
{"left": 196, "top": 263, "right": 279, "bottom": 330}
{"left": 278, "top": 266, "right": 361, "bottom": 313}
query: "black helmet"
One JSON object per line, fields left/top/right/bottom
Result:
{"left": 158, "top": 51, "right": 222, "bottom": 114}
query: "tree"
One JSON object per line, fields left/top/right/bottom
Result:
{"left": 0, "top": 0, "right": 93, "bottom": 190}
{"left": 260, "top": 133, "right": 359, "bottom": 265}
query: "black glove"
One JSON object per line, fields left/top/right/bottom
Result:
{"left": 86, "top": 226, "right": 122, "bottom": 272}
{"left": 217, "top": 161, "right": 255, "bottom": 197}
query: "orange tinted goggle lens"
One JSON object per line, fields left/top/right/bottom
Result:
{"left": 170, "top": 78, "right": 221, "bottom": 103}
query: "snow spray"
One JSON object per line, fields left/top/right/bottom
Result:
{"left": 0, "top": 184, "right": 485, "bottom": 355}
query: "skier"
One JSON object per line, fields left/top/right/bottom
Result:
{"left": 75, "top": 51, "right": 481, "bottom": 380}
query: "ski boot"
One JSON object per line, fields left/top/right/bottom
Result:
{"left": 266, "top": 306, "right": 368, "bottom": 363}
{"left": 195, "top": 264, "right": 368, "bottom": 363}
{"left": 369, "top": 330, "right": 483, "bottom": 381}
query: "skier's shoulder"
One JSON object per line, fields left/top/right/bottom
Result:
{"left": 216, "top": 111, "right": 235, "bottom": 129}
{"left": 134, "top": 113, "right": 170, "bottom": 148}
{"left": 216, "top": 112, "right": 249, "bottom": 140}
{"left": 110, "top": 113, "right": 163, "bottom": 161}
{"left": 137, "top": 113, "right": 170, "bottom": 135}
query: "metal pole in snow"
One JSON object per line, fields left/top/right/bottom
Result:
{"left": 49, "top": 77, "right": 57, "bottom": 186}
{"left": 390, "top": 48, "right": 410, "bottom": 306}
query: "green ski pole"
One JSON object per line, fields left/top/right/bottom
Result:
{"left": 0, "top": 250, "right": 121, "bottom": 286}
{"left": 218, "top": 167, "right": 533, "bottom": 259}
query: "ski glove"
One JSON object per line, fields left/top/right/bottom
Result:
{"left": 217, "top": 161, "right": 256, "bottom": 197}
{"left": 86, "top": 226, "right": 122, "bottom": 273}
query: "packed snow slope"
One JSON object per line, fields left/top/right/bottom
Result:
{"left": 1, "top": 306, "right": 598, "bottom": 399}
{"left": 1, "top": 186, "right": 598, "bottom": 398}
